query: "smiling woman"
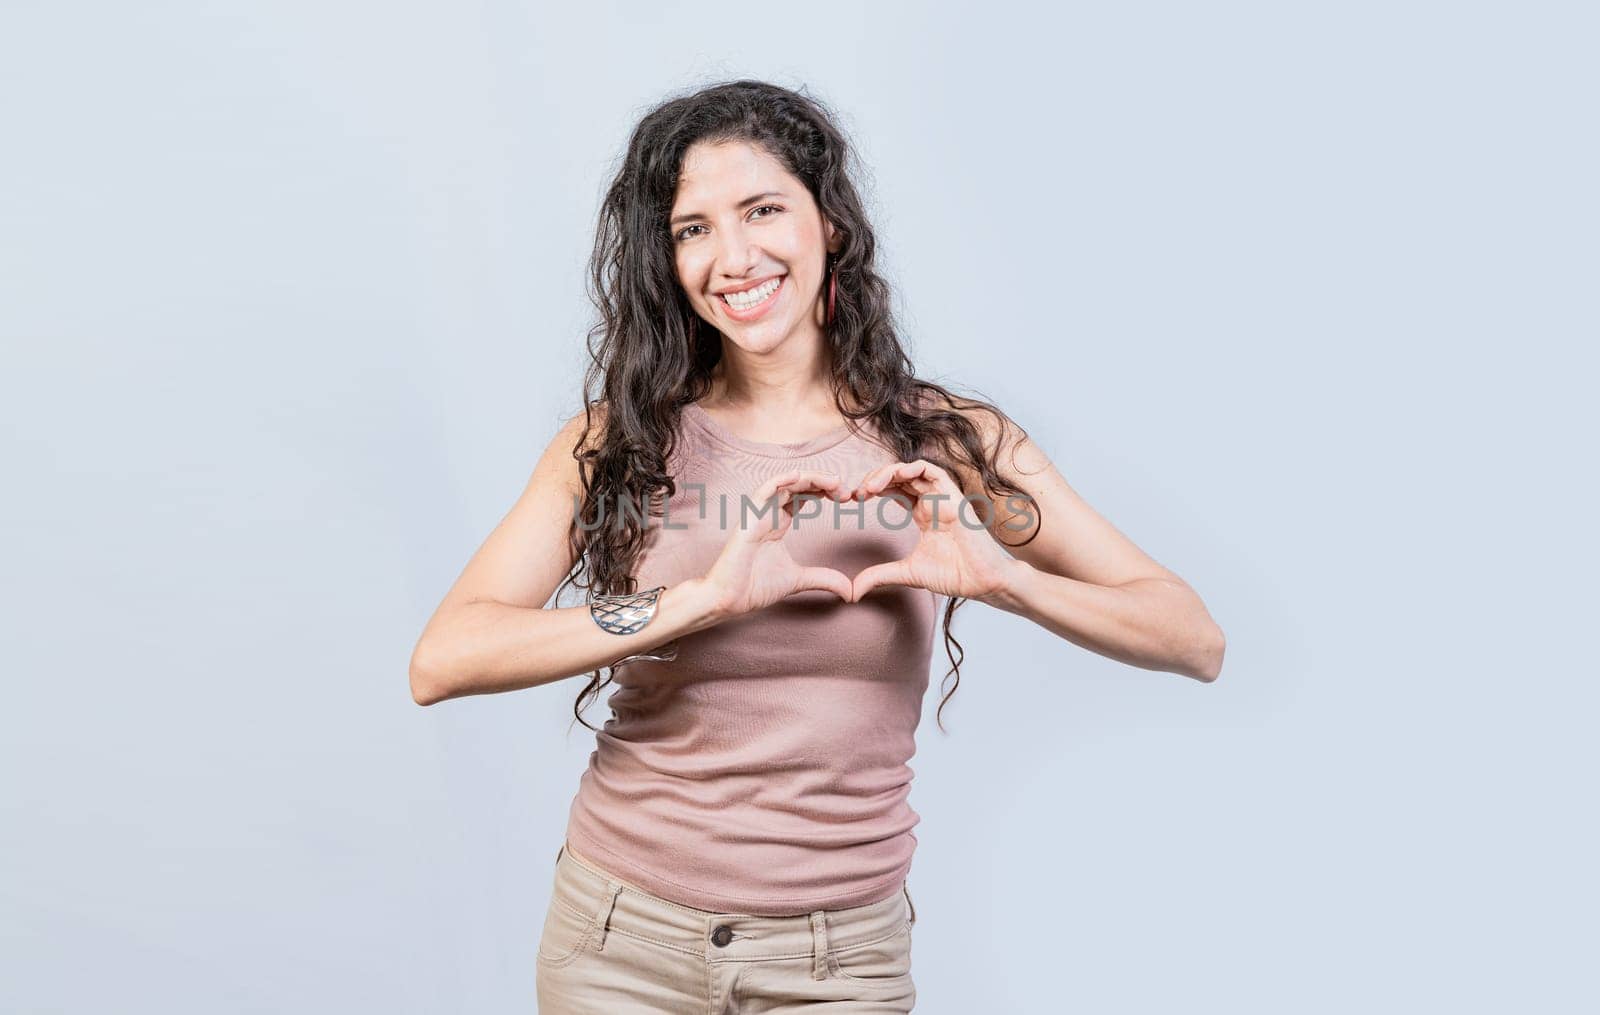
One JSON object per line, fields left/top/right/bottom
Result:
{"left": 670, "top": 145, "right": 838, "bottom": 338}
{"left": 406, "top": 78, "right": 1225, "bottom": 1014}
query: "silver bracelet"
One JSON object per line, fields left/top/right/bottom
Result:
{"left": 589, "top": 585, "right": 680, "bottom": 667}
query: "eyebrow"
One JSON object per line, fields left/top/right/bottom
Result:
{"left": 669, "top": 191, "right": 787, "bottom": 229}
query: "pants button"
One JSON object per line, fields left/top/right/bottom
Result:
{"left": 711, "top": 925, "right": 733, "bottom": 947}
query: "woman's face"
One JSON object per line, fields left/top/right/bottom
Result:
{"left": 670, "top": 140, "right": 838, "bottom": 355}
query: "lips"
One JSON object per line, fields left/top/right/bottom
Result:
{"left": 715, "top": 274, "right": 786, "bottom": 321}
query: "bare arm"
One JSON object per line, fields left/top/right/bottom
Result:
{"left": 410, "top": 584, "right": 726, "bottom": 706}
{"left": 407, "top": 408, "right": 726, "bottom": 706}
{"left": 953, "top": 405, "right": 1226, "bottom": 682}
{"left": 983, "top": 564, "right": 1225, "bottom": 682}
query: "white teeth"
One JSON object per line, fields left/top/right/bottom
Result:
{"left": 721, "top": 277, "right": 781, "bottom": 310}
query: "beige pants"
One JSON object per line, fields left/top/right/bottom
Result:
{"left": 536, "top": 841, "right": 918, "bottom": 1013}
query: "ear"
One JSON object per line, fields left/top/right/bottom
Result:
{"left": 824, "top": 218, "right": 841, "bottom": 254}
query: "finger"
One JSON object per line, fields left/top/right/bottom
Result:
{"left": 883, "top": 459, "right": 957, "bottom": 495}
{"left": 852, "top": 460, "right": 945, "bottom": 501}
{"left": 793, "top": 566, "right": 854, "bottom": 602}
{"left": 854, "top": 463, "right": 960, "bottom": 512}
{"left": 777, "top": 489, "right": 831, "bottom": 533}
{"left": 863, "top": 487, "right": 919, "bottom": 517}
{"left": 776, "top": 470, "right": 849, "bottom": 500}
{"left": 771, "top": 475, "right": 848, "bottom": 529}
{"left": 849, "top": 463, "right": 901, "bottom": 500}
{"left": 851, "top": 559, "right": 919, "bottom": 601}
{"left": 771, "top": 480, "right": 844, "bottom": 531}
{"left": 757, "top": 468, "right": 805, "bottom": 502}
{"left": 748, "top": 470, "right": 822, "bottom": 529}
{"left": 773, "top": 483, "right": 827, "bottom": 532}
{"left": 742, "top": 473, "right": 804, "bottom": 535}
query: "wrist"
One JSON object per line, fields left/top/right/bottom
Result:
{"left": 676, "top": 577, "right": 734, "bottom": 630}
{"left": 976, "top": 556, "right": 1036, "bottom": 614}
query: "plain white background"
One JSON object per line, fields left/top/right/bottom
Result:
{"left": 3, "top": 2, "right": 1595, "bottom": 1012}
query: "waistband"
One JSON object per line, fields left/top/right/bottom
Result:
{"left": 551, "top": 840, "right": 915, "bottom": 971}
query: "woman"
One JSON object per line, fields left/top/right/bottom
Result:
{"left": 409, "top": 80, "right": 1225, "bottom": 1013}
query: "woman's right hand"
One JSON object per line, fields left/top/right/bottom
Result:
{"left": 701, "top": 469, "right": 854, "bottom": 618}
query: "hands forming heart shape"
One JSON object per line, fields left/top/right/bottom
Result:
{"left": 701, "top": 461, "right": 1020, "bottom": 618}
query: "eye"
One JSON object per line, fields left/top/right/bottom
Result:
{"left": 674, "top": 205, "right": 785, "bottom": 243}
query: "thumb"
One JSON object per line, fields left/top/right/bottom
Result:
{"left": 794, "top": 566, "right": 854, "bottom": 602}
{"left": 851, "top": 560, "right": 917, "bottom": 601}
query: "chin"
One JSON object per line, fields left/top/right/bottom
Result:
{"left": 721, "top": 315, "right": 795, "bottom": 345}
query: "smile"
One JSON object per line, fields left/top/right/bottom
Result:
{"left": 717, "top": 275, "right": 785, "bottom": 319}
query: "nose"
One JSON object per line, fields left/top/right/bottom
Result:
{"left": 715, "top": 225, "right": 759, "bottom": 278}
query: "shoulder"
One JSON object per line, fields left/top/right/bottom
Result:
{"left": 909, "top": 384, "right": 1040, "bottom": 488}
{"left": 537, "top": 399, "right": 609, "bottom": 496}
{"left": 557, "top": 399, "right": 610, "bottom": 452}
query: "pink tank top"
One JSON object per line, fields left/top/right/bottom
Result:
{"left": 562, "top": 401, "right": 939, "bottom": 915}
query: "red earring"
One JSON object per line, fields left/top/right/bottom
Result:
{"left": 825, "top": 258, "right": 838, "bottom": 327}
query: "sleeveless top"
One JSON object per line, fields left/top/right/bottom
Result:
{"left": 562, "top": 401, "right": 940, "bottom": 916}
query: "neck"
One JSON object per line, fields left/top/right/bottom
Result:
{"left": 708, "top": 335, "right": 845, "bottom": 418}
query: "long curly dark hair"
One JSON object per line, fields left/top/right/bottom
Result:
{"left": 556, "top": 79, "right": 1040, "bottom": 735}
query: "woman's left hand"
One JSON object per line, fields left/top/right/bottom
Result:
{"left": 846, "top": 459, "right": 1021, "bottom": 606}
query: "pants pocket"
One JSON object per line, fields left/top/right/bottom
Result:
{"left": 536, "top": 892, "right": 597, "bottom": 968}
{"left": 830, "top": 924, "right": 914, "bottom": 985}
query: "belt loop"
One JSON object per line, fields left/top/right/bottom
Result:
{"left": 903, "top": 881, "right": 917, "bottom": 926}
{"left": 809, "top": 911, "right": 829, "bottom": 980}
{"left": 594, "top": 882, "right": 623, "bottom": 951}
